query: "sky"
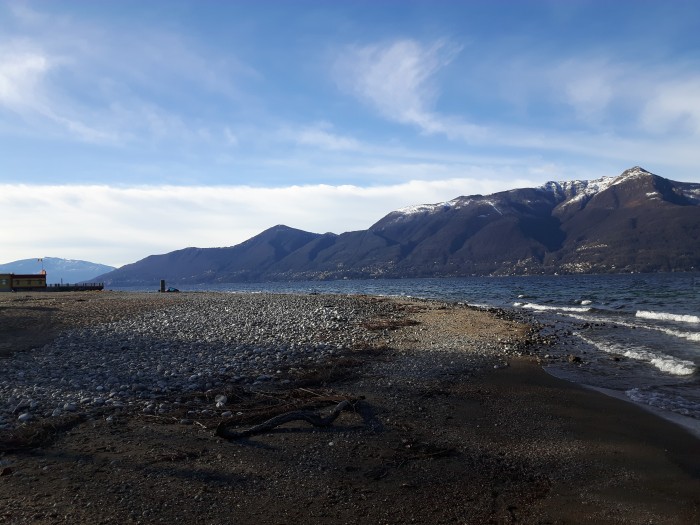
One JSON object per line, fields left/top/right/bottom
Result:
{"left": 1, "top": 0, "right": 699, "bottom": 268}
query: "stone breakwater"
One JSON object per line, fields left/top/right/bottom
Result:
{"left": 0, "top": 293, "right": 523, "bottom": 432}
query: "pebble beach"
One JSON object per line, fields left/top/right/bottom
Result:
{"left": 1, "top": 293, "right": 392, "bottom": 429}
{"left": 1, "top": 292, "right": 524, "bottom": 432}
{"left": 1, "top": 291, "right": 698, "bottom": 524}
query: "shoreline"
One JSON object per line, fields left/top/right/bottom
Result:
{"left": 2, "top": 289, "right": 697, "bottom": 444}
{"left": 568, "top": 375, "right": 700, "bottom": 441}
{"left": 1, "top": 291, "right": 698, "bottom": 523}
{"left": 111, "top": 285, "right": 700, "bottom": 442}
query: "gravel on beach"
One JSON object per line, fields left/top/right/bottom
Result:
{"left": 1, "top": 291, "right": 698, "bottom": 525}
{"left": 0, "top": 292, "right": 527, "bottom": 432}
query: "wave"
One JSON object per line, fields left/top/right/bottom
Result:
{"left": 636, "top": 310, "right": 700, "bottom": 324}
{"left": 564, "top": 312, "right": 700, "bottom": 343}
{"left": 575, "top": 333, "right": 696, "bottom": 376}
{"left": 626, "top": 388, "right": 700, "bottom": 418}
{"left": 513, "top": 302, "right": 591, "bottom": 313}
{"left": 656, "top": 327, "right": 700, "bottom": 343}
{"left": 649, "top": 357, "right": 697, "bottom": 375}
{"left": 466, "top": 303, "right": 492, "bottom": 309}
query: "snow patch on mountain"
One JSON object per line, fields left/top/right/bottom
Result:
{"left": 544, "top": 177, "right": 616, "bottom": 206}
{"left": 396, "top": 201, "right": 452, "bottom": 215}
{"left": 678, "top": 185, "right": 700, "bottom": 203}
{"left": 393, "top": 196, "right": 472, "bottom": 217}
{"left": 380, "top": 166, "right": 698, "bottom": 228}
{"left": 483, "top": 200, "right": 504, "bottom": 215}
{"left": 546, "top": 166, "right": 658, "bottom": 209}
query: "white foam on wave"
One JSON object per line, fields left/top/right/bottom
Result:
{"left": 626, "top": 388, "right": 700, "bottom": 419}
{"left": 656, "top": 327, "right": 700, "bottom": 343}
{"left": 565, "top": 312, "right": 700, "bottom": 343}
{"left": 515, "top": 302, "right": 591, "bottom": 313}
{"left": 575, "top": 333, "right": 696, "bottom": 376}
{"left": 649, "top": 357, "right": 696, "bottom": 375}
{"left": 565, "top": 312, "right": 627, "bottom": 324}
{"left": 467, "top": 303, "right": 491, "bottom": 309}
{"left": 580, "top": 300, "right": 593, "bottom": 306}
{"left": 636, "top": 310, "right": 700, "bottom": 324}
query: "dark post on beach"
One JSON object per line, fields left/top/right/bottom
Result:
{"left": 160, "top": 279, "right": 165, "bottom": 293}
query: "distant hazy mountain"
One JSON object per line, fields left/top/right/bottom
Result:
{"left": 95, "top": 167, "right": 700, "bottom": 286}
{"left": 0, "top": 257, "right": 116, "bottom": 284}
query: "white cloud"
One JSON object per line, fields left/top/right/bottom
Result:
{"left": 293, "top": 123, "right": 361, "bottom": 151}
{"left": 0, "top": 6, "right": 256, "bottom": 147}
{"left": 640, "top": 77, "right": 700, "bottom": 135}
{"left": 337, "top": 40, "right": 700, "bottom": 172}
{"left": 0, "top": 177, "right": 537, "bottom": 267}
{"left": 224, "top": 127, "right": 239, "bottom": 146}
{"left": 273, "top": 122, "right": 362, "bottom": 152}
{"left": 558, "top": 60, "right": 615, "bottom": 124}
{"left": 508, "top": 54, "right": 700, "bottom": 140}
{"left": 335, "top": 39, "right": 483, "bottom": 137}
{"left": 0, "top": 41, "right": 120, "bottom": 143}
{"left": 0, "top": 47, "right": 50, "bottom": 108}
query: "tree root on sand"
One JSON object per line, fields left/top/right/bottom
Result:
{"left": 215, "top": 400, "right": 355, "bottom": 440}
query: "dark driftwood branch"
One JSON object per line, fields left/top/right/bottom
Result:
{"left": 216, "top": 400, "right": 353, "bottom": 440}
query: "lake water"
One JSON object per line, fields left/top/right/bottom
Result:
{"left": 115, "top": 273, "right": 700, "bottom": 431}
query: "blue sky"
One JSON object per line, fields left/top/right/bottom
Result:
{"left": 1, "top": 0, "right": 699, "bottom": 267}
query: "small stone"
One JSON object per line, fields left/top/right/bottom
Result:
{"left": 17, "top": 413, "right": 33, "bottom": 423}
{"left": 13, "top": 399, "right": 30, "bottom": 413}
{"left": 180, "top": 419, "right": 193, "bottom": 425}
{"left": 63, "top": 403, "right": 77, "bottom": 412}
{"left": 51, "top": 408, "right": 62, "bottom": 417}
{"left": 221, "top": 411, "right": 233, "bottom": 418}
{"left": 214, "top": 394, "right": 227, "bottom": 405}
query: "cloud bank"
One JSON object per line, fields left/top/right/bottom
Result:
{"left": 1, "top": 177, "right": 537, "bottom": 267}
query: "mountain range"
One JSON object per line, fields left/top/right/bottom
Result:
{"left": 96, "top": 167, "right": 700, "bottom": 286}
{"left": 0, "top": 257, "right": 115, "bottom": 284}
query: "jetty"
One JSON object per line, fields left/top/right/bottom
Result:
{"left": 45, "top": 282, "right": 104, "bottom": 292}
